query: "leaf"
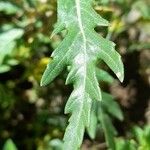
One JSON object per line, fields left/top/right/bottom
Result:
{"left": 97, "top": 92, "right": 123, "bottom": 149}
{"left": 144, "top": 126, "right": 150, "bottom": 147}
{"left": 41, "top": 0, "right": 124, "bottom": 150}
{"left": 87, "top": 101, "right": 98, "bottom": 139}
{"left": 96, "top": 68, "right": 114, "bottom": 83}
{"left": 133, "top": 126, "right": 150, "bottom": 148}
{"left": 102, "top": 92, "right": 123, "bottom": 121}
{"left": 0, "top": 2, "right": 21, "bottom": 15}
{"left": 98, "top": 108, "right": 117, "bottom": 150}
{"left": 86, "top": 91, "right": 123, "bottom": 145}
{"left": 132, "top": 126, "right": 144, "bottom": 145}
{"left": 87, "top": 92, "right": 123, "bottom": 141}
{"left": 0, "top": 65, "right": 11, "bottom": 73}
{"left": 133, "top": 0, "right": 150, "bottom": 19}
{"left": 87, "top": 69, "right": 122, "bottom": 141}
{"left": 0, "top": 28, "right": 24, "bottom": 65}
{"left": 115, "top": 138, "right": 136, "bottom": 150}
{"left": 49, "top": 139, "right": 63, "bottom": 150}
{"left": 3, "top": 139, "right": 17, "bottom": 150}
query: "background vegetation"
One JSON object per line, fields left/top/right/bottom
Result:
{"left": 0, "top": 0, "right": 149, "bottom": 149}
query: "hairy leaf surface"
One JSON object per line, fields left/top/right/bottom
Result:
{"left": 41, "top": 0, "right": 124, "bottom": 149}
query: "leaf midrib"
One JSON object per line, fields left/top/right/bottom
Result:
{"left": 75, "top": 0, "right": 90, "bottom": 128}
{"left": 75, "top": 0, "right": 87, "bottom": 94}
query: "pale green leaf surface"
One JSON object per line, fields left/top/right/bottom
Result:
{"left": 0, "top": 2, "right": 21, "bottom": 15}
{"left": 3, "top": 139, "right": 17, "bottom": 150}
{"left": 87, "top": 101, "right": 98, "bottom": 139}
{"left": 0, "top": 65, "right": 11, "bottom": 73}
{"left": 41, "top": 0, "right": 124, "bottom": 150}
{"left": 0, "top": 29, "right": 24, "bottom": 64}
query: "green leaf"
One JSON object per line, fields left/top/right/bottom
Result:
{"left": 115, "top": 139, "right": 136, "bottom": 150}
{"left": 144, "top": 126, "right": 150, "bottom": 147}
{"left": 0, "top": 28, "right": 24, "bottom": 65}
{"left": 98, "top": 92, "right": 123, "bottom": 149}
{"left": 96, "top": 68, "right": 114, "bottom": 83}
{"left": 0, "top": 65, "right": 11, "bottom": 73}
{"left": 86, "top": 91, "right": 123, "bottom": 147}
{"left": 3, "top": 139, "right": 17, "bottom": 150}
{"left": 133, "top": 126, "right": 150, "bottom": 149}
{"left": 133, "top": 0, "right": 150, "bottom": 19}
{"left": 0, "top": 2, "right": 21, "bottom": 15}
{"left": 98, "top": 107, "right": 117, "bottom": 150}
{"left": 49, "top": 139, "right": 63, "bottom": 150}
{"left": 87, "top": 101, "right": 98, "bottom": 139}
{"left": 133, "top": 126, "right": 144, "bottom": 145}
{"left": 102, "top": 92, "right": 123, "bottom": 121}
{"left": 41, "top": 0, "right": 124, "bottom": 150}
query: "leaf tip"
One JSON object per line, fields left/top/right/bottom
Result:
{"left": 40, "top": 79, "right": 45, "bottom": 86}
{"left": 40, "top": 75, "right": 49, "bottom": 86}
{"left": 50, "top": 22, "right": 65, "bottom": 38}
{"left": 116, "top": 71, "right": 124, "bottom": 83}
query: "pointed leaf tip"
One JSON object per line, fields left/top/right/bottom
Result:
{"left": 40, "top": 76, "right": 48, "bottom": 86}
{"left": 40, "top": 80, "right": 45, "bottom": 86}
{"left": 50, "top": 22, "right": 65, "bottom": 38}
{"left": 115, "top": 65, "right": 124, "bottom": 83}
{"left": 116, "top": 68, "right": 124, "bottom": 83}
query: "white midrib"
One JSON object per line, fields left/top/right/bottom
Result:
{"left": 75, "top": 0, "right": 86, "bottom": 45}
{"left": 75, "top": 0, "right": 89, "bottom": 126}
{"left": 75, "top": 0, "right": 87, "bottom": 76}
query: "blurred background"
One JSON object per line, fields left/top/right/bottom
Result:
{"left": 0, "top": 0, "right": 149, "bottom": 149}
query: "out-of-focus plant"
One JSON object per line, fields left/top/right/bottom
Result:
{"left": 0, "top": 29, "right": 24, "bottom": 73}
{"left": 3, "top": 139, "right": 17, "bottom": 150}
{"left": 133, "top": 125, "right": 150, "bottom": 150}
{"left": 115, "top": 138, "right": 136, "bottom": 150}
{"left": 115, "top": 125, "right": 150, "bottom": 150}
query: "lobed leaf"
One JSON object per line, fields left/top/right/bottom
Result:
{"left": 41, "top": 0, "right": 124, "bottom": 149}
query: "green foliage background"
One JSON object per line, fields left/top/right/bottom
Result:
{"left": 0, "top": 0, "right": 149, "bottom": 149}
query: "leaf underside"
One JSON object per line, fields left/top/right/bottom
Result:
{"left": 41, "top": 0, "right": 124, "bottom": 150}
